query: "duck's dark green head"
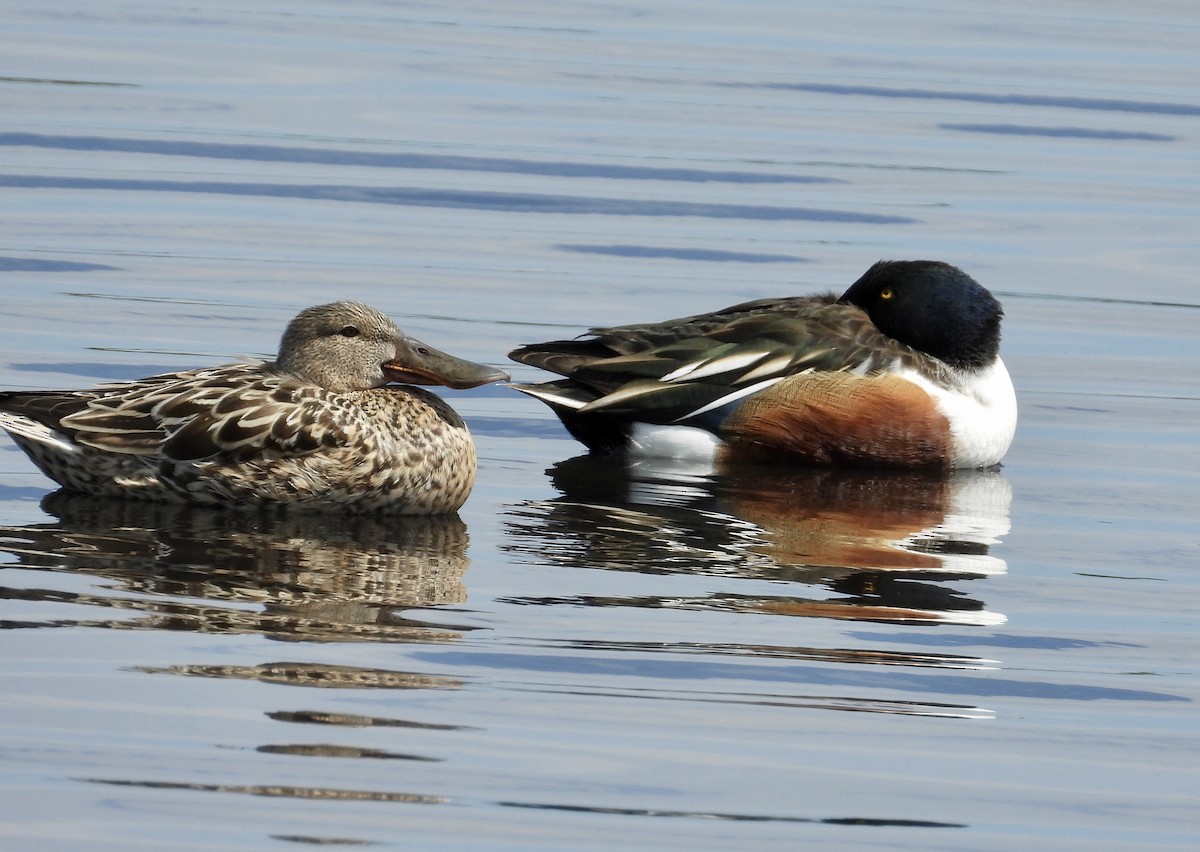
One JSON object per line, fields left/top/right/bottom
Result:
{"left": 838, "top": 260, "right": 1004, "bottom": 370}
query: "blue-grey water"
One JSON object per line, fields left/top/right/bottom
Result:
{"left": 2, "top": 2, "right": 1198, "bottom": 849}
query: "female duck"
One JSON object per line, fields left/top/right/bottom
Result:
{"left": 0, "top": 301, "right": 509, "bottom": 512}
{"left": 509, "top": 260, "right": 1016, "bottom": 469}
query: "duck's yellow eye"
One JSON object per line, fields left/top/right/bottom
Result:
{"left": 879, "top": 288, "right": 894, "bottom": 300}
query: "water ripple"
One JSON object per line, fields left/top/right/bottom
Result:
{"left": 940, "top": 123, "right": 1175, "bottom": 141}
{"left": 500, "top": 799, "right": 966, "bottom": 827}
{"left": 736, "top": 82, "right": 1200, "bottom": 116}
{"left": 0, "top": 174, "right": 914, "bottom": 223}
{"left": 0, "top": 132, "right": 839, "bottom": 185}
{"left": 0, "top": 256, "right": 119, "bottom": 272}
{"left": 556, "top": 243, "right": 810, "bottom": 263}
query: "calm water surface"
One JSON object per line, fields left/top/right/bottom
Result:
{"left": 2, "top": 2, "right": 1198, "bottom": 849}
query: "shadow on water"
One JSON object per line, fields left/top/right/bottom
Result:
{"left": 0, "top": 493, "right": 476, "bottom": 652}
{"left": 505, "top": 456, "right": 1012, "bottom": 628}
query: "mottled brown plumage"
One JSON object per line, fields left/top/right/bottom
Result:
{"left": 0, "top": 301, "right": 509, "bottom": 513}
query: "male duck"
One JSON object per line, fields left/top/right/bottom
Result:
{"left": 0, "top": 301, "right": 509, "bottom": 512}
{"left": 509, "top": 260, "right": 1016, "bottom": 469}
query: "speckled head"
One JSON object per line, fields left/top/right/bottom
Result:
{"left": 276, "top": 301, "right": 509, "bottom": 393}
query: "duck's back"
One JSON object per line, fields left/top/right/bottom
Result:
{"left": 509, "top": 294, "right": 935, "bottom": 451}
{"left": 0, "top": 370, "right": 478, "bottom": 513}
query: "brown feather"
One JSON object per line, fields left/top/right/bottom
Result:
{"left": 720, "top": 372, "right": 952, "bottom": 468}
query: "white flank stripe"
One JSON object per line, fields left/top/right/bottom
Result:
{"left": 662, "top": 350, "right": 768, "bottom": 383}
{"left": 678, "top": 376, "right": 784, "bottom": 421}
{"left": 517, "top": 386, "right": 588, "bottom": 410}
{"left": 659, "top": 361, "right": 702, "bottom": 382}
{"left": 737, "top": 353, "right": 797, "bottom": 384}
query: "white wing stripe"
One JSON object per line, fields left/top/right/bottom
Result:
{"left": 677, "top": 377, "right": 784, "bottom": 421}
{"left": 737, "top": 353, "right": 799, "bottom": 384}
{"left": 515, "top": 385, "right": 589, "bottom": 410}
{"left": 661, "top": 350, "right": 769, "bottom": 383}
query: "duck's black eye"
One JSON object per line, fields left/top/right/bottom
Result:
{"left": 339, "top": 325, "right": 361, "bottom": 338}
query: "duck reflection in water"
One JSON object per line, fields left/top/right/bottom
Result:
{"left": 0, "top": 492, "right": 475, "bottom": 652}
{"left": 505, "top": 456, "right": 1011, "bottom": 626}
